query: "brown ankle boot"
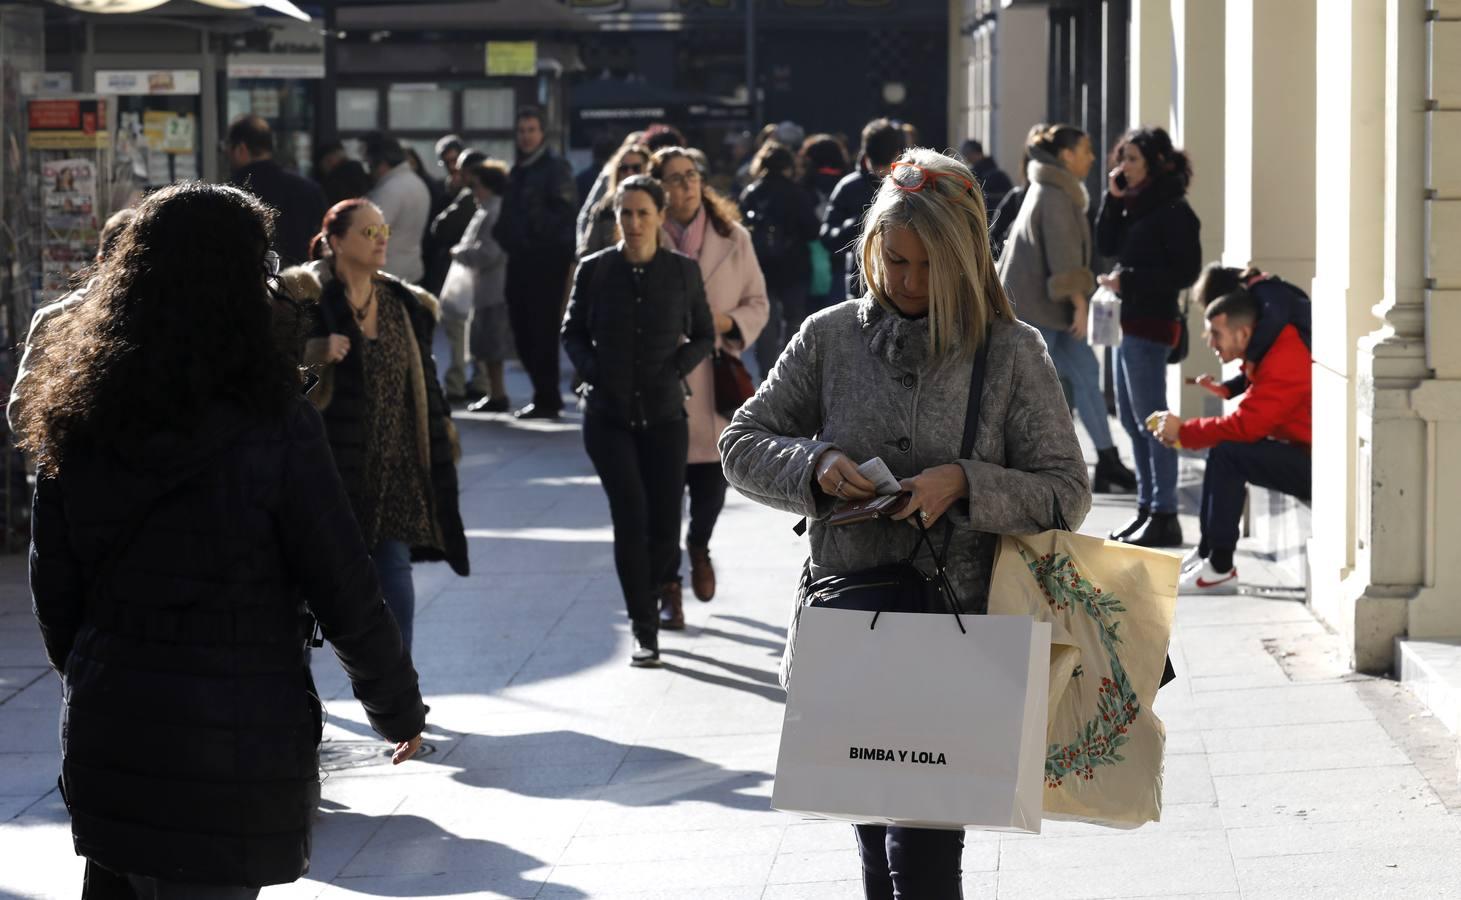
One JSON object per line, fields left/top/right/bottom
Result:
{"left": 658, "top": 581, "right": 685, "bottom": 630}
{"left": 688, "top": 544, "right": 716, "bottom": 602}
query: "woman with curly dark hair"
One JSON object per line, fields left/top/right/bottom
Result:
{"left": 648, "top": 146, "right": 768, "bottom": 624}
{"left": 281, "top": 197, "right": 470, "bottom": 652}
{"left": 1095, "top": 126, "right": 1203, "bottom": 547}
{"left": 15, "top": 182, "right": 425, "bottom": 899}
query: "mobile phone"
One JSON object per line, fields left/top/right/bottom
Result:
{"left": 1113, "top": 171, "right": 1129, "bottom": 190}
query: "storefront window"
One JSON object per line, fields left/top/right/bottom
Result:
{"left": 337, "top": 88, "right": 378, "bottom": 131}
{"left": 463, "top": 87, "right": 515, "bottom": 130}
{"left": 228, "top": 79, "right": 316, "bottom": 173}
{"left": 387, "top": 87, "right": 452, "bottom": 131}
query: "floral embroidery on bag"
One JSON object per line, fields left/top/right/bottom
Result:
{"left": 1021, "top": 550, "right": 1141, "bottom": 788}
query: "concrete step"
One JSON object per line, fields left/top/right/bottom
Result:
{"left": 1396, "top": 638, "right": 1461, "bottom": 779}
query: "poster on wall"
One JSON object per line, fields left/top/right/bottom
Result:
{"left": 27, "top": 98, "right": 109, "bottom": 150}
{"left": 38, "top": 157, "right": 99, "bottom": 300}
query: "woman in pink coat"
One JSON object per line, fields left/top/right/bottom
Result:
{"left": 650, "top": 147, "right": 769, "bottom": 628}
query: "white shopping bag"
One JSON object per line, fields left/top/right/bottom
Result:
{"left": 1088, "top": 287, "right": 1123, "bottom": 347}
{"left": 772, "top": 607, "right": 1052, "bottom": 833}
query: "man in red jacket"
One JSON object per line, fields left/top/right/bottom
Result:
{"left": 1152, "top": 288, "right": 1312, "bottom": 593}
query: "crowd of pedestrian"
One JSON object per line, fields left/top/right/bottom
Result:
{"left": 11, "top": 101, "right": 1315, "bottom": 897}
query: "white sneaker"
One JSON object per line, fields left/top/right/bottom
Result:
{"left": 1180, "top": 560, "right": 1240, "bottom": 594}
{"left": 1180, "top": 547, "right": 1205, "bottom": 572}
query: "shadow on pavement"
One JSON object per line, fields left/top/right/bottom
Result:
{"left": 660, "top": 649, "right": 785, "bottom": 704}
{"left": 304, "top": 806, "right": 581, "bottom": 898}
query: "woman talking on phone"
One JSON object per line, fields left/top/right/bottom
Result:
{"left": 719, "top": 148, "right": 1089, "bottom": 898}
{"left": 1095, "top": 126, "right": 1202, "bottom": 547}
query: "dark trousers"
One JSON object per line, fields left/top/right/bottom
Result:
{"left": 1199, "top": 439, "right": 1312, "bottom": 555}
{"left": 854, "top": 824, "right": 966, "bottom": 900}
{"left": 755, "top": 280, "right": 811, "bottom": 378}
{"left": 685, "top": 461, "right": 728, "bottom": 550}
{"left": 583, "top": 414, "right": 688, "bottom": 633}
{"left": 126, "top": 874, "right": 259, "bottom": 900}
{"left": 505, "top": 252, "right": 572, "bottom": 412}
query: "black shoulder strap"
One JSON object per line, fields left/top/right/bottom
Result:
{"left": 960, "top": 327, "right": 993, "bottom": 461}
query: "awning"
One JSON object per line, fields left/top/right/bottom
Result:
{"left": 335, "top": 0, "right": 594, "bottom": 31}
{"left": 48, "top": 0, "right": 310, "bottom": 20}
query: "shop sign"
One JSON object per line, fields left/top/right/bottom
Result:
{"left": 486, "top": 41, "right": 537, "bottom": 77}
{"left": 20, "top": 72, "right": 75, "bottom": 95}
{"left": 95, "top": 69, "right": 201, "bottom": 96}
{"left": 28, "top": 98, "right": 109, "bottom": 150}
{"left": 227, "top": 59, "right": 325, "bottom": 80}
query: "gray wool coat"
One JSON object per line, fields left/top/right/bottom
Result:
{"left": 997, "top": 152, "right": 1096, "bottom": 332}
{"left": 719, "top": 297, "right": 1091, "bottom": 686}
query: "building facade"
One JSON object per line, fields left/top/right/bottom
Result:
{"left": 963, "top": 0, "right": 1461, "bottom": 674}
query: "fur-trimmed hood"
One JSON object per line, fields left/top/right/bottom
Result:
{"left": 280, "top": 259, "right": 441, "bottom": 322}
{"left": 1026, "top": 152, "right": 1090, "bottom": 213}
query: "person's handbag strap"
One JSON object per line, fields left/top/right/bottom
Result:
{"left": 960, "top": 327, "right": 993, "bottom": 461}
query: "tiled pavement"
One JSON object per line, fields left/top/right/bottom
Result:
{"left": 2, "top": 367, "right": 1459, "bottom": 899}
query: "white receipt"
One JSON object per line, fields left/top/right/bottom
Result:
{"left": 857, "top": 457, "right": 902, "bottom": 496}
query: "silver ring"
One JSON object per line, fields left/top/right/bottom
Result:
{"left": 835, "top": 479, "right": 846, "bottom": 495}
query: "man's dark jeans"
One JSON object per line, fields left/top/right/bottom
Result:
{"left": 1200, "top": 439, "right": 1312, "bottom": 556}
{"left": 506, "top": 251, "right": 572, "bottom": 412}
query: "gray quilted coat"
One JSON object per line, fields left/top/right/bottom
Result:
{"left": 719, "top": 297, "right": 1091, "bottom": 686}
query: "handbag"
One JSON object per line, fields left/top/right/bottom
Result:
{"left": 1166, "top": 298, "right": 1190, "bottom": 364}
{"left": 712, "top": 349, "right": 755, "bottom": 419}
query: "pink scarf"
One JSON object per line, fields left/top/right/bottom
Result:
{"left": 664, "top": 205, "right": 708, "bottom": 260}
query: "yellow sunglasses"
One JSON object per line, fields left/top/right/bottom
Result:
{"left": 361, "top": 224, "right": 392, "bottom": 240}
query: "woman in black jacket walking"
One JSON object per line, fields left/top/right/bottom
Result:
{"left": 15, "top": 182, "right": 424, "bottom": 898}
{"left": 740, "top": 142, "right": 822, "bottom": 374}
{"left": 562, "top": 175, "right": 715, "bottom": 666}
{"left": 1095, "top": 127, "right": 1203, "bottom": 547}
{"left": 282, "top": 198, "right": 471, "bottom": 652}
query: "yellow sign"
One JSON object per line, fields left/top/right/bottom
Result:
{"left": 486, "top": 41, "right": 537, "bottom": 77}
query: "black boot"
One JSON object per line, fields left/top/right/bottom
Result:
{"left": 1110, "top": 506, "right": 1150, "bottom": 541}
{"left": 1125, "top": 512, "right": 1183, "bottom": 548}
{"left": 630, "top": 623, "right": 662, "bottom": 668}
{"left": 1092, "top": 447, "right": 1138, "bottom": 494}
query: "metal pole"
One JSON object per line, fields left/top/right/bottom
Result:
{"left": 746, "top": 0, "right": 759, "bottom": 126}
{"left": 319, "top": 0, "right": 338, "bottom": 147}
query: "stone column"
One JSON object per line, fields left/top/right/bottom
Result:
{"left": 1223, "top": 0, "right": 1317, "bottom": 288}
{"left": 1168, "top": 0, "right": 1226, "bottom": 417}
{"left": 1390, "top": 0, "right": 1461, "bottom": 644}
{"left": 1129, "top": 0, "right": 1174, "bottom": 131}
{"left": 1306, "top": 0, "right": 1386, "bottom": 650}
{"left": 1347, "top": 0, "right": 1431, "bottom": 671}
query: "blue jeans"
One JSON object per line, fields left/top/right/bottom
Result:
{"left": 1037, "top": 326, "right": 1114, "bottom": 449}
{"left": 373, "top": 540, "right": 416, "bottom": 652}
{"left": 1115, "top": 335, "right": 1179, "bottom": 513}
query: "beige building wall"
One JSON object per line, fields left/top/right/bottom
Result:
{"left": 1308, "top": 0, "right": 1385, "bottom": 660}
{"left": 1124, "top": 0, "right": 1461, "bottom": 670}
{"left": 949, "top": 0, "right": 1046, "bottom": 186}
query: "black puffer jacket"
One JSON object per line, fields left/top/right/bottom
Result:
{"left": 31, "top": 398, "right": 425, "bottom": 887}
{"left": 820, "top": 168, "right": 880, "bottom": 300}
{"left": 493, "top": 147, "right": 578, "bottom": 260}
{"left": 1095, "top": 174, "right": 1203, "bottom": 323}
{"left": 562, "top": 246, "right": 715, "bottom": 428}
{"left": 282, "top": 262, "right": 470, "bottom": 576}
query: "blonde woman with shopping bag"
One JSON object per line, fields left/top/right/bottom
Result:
{"left": 720, "top": 148, "right": 1090, "bottom": 899}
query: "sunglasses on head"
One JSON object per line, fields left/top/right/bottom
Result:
{"left": 361, "top": 224, "right": 391, "bottom": 240}
{"left": 890, "top": 162, "right": 975, "bottom": 197}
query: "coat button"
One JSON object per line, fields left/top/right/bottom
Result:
{"left": 902, "top": 373, "right": 916, "bottom": 389}
{"left": 898, "top": 437, "right": 911, "bottom": 452}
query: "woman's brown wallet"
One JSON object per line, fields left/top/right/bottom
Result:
{"left": 827, "top": 491, "right": 911, "bottom": 526}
